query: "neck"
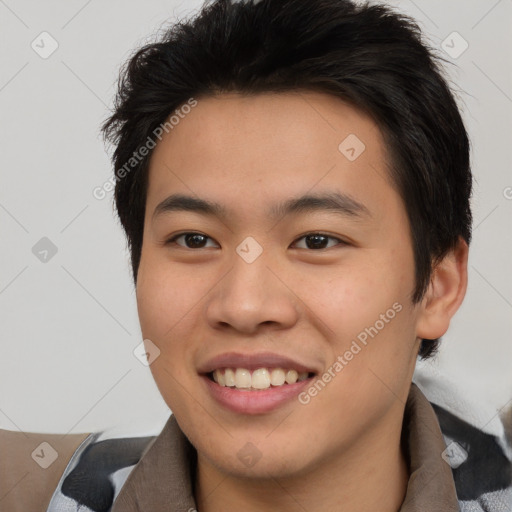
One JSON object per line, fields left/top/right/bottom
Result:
{"left": 194, "top": 408, "right": 409, "bottom": 512}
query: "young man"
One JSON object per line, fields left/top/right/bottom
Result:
{"left": 1, "top": 0, "right": 511, "bottom": 511}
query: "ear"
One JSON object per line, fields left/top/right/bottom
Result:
{"left": 416, "top": 237, "right": 469, "bottom": 340}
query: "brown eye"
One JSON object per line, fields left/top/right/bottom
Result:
{"left": 166, "top": 232, "right": 219, "bottom": 249}
{"left": 293, "top": 233, "right": 345, "bottom": 250}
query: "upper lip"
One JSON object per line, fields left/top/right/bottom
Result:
{"left": 197, "top": 351, "right": 319, "bottom": 375}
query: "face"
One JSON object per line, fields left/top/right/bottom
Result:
{"left": 136, "top": 91, "right": 424, "bottom": 479}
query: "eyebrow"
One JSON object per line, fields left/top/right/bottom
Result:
{"left": 152, "top": 191, "right": 371, "bottom": 222}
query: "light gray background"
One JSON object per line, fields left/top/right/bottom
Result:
{"left": 1, "top": 0, "right": 511, "bottom": 434}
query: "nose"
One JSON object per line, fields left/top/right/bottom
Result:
{"left": 204, "top": 247, "right": 300, "bottom": 335}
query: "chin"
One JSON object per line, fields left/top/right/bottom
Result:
{"left": 198, "top": 436, "right": 318, "bottom": 480}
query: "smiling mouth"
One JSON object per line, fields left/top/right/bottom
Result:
{"left": 206, "top": 367, "right": 316, "bottom": 391}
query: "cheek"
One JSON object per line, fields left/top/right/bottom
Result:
{"left": 136, "top": 253, "right": 205, "bottom": 338}
{"left": 293, "top": 261, "right": 393, "bottom": 341}
{"left": 296, "top": 256, "right": 417, "bottom": 368}
{"left": 135, "top": 261, "right": 200, "bottom": 395}
{"left": 135, "top": 256, "right": 202, "bottom": 409}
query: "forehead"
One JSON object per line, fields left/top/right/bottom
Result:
{"left": 145, "top": 91, "right": 399, "bottom": 223}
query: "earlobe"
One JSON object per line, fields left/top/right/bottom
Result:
{"left": 416, "top": 237, "right": 469, "bottom": 340}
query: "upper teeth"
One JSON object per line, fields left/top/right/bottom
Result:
{"left": 212, "top": 368, "right": 310, "bottom": 390}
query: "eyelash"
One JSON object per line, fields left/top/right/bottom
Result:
{"left": 164, "top": 232, "right": 347, "bottom": 251}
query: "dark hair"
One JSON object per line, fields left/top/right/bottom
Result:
{"left": 101, "top": 0, "right": 472, "bottom": 359}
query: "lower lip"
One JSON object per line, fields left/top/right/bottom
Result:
{"left": 201, "top": 375, "right": 313, "bottom": 414}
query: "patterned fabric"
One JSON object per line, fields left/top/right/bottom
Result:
{"left": 46, "top": 367, "right": 512, "bottom": 512}
{"left": 46, "top": 432, "right": 154, "bottom": 512}
{"left": 414, "top": 363, "right": 512, "bottom": 512}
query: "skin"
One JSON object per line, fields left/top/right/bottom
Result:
{"left": 136, "top": 91, "right": 468, "bottom": 511}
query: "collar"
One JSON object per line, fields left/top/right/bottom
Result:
{"left": 112, "top": 382, "right": 459, "bottom": 511}
{"left": 399, "top": 383, "right": 460, "bottom": 511}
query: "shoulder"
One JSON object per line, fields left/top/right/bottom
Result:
{"left": 47, "top": 430, "right": 156, "bottom": 511}
{"left": 0, "top": 427, "right": 91, "bottom": 512}
{"left": 413, "top": 363, "right": 512, "bottom": 511}
{"left": 45, "top": 417, "right": 168, "bottom": 511}
{"left": 0, "top": 420, "right": 161, "bottom": 512}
